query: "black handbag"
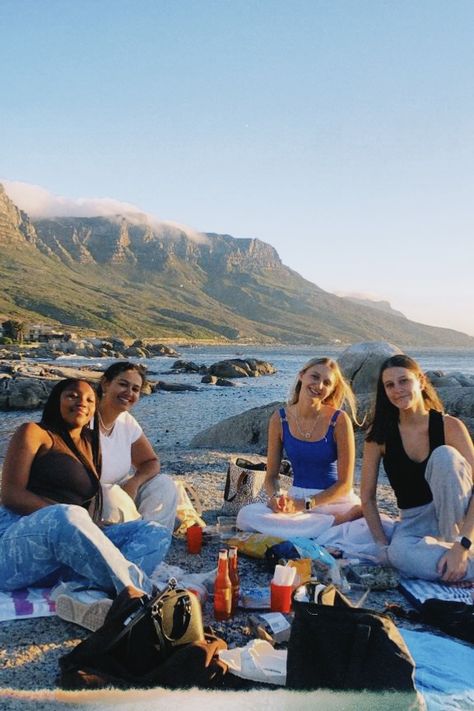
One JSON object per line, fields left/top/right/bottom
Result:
{"left": 60, "top": 578, "right": 206, "bottom": 688}
{"left": 286, "top": 581, "right": 418, "bottom": 697}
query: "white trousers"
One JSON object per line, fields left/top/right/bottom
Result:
{"left": 237, "top": 487, "right": 360, "bottom": 540}
{"left": 101, "top": 474, "right": 179, "bottom": 532}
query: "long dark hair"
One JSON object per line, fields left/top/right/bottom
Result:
{"left": 97, "top": 361, "right": 147, "bottom": 398}
{"left": 41, "top": 378, "right": 101, "bottom": 478}
{"left": 366, "top": 354, "right": 444, "bottom": 444}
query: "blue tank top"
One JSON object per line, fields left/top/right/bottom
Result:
{"left": 280, "top": 407, "right": 340, "bottom": 489}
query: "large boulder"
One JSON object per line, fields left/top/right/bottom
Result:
{"left": 171, "top": 360, "right": 207, "bottom": 374}
{"left": 190, "top": 401, "right": 282, "bottom": 451}
{"left": 208, "top": 358, "right": 276, "bottom": 379}
{"left": 338, "top": 341, "right": 402, "bottom": 394}
{"left": 426, "top": 371, "right": 474, "bottom": 388}
{"left": 0, "top": 375, "right": 56, "bottom": 409}
{"left": 0, "top": 365, "right": 101, "bottom": 410}
{"left": 437, "top": 386, "right": 474, "bottom": 437}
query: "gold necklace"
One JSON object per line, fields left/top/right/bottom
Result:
{"left": 294, "top": 407, "right": 321, "bottom": 439}
{"left": 98, "top": 411, "right": 115, "bottom": 436}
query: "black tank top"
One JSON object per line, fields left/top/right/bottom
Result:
{"left": 28, "top": 429, "right": 100, "bottom": 517}
{"left": 383, "top": 410, "right": 445, "bottom": 509}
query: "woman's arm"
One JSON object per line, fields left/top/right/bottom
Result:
{"left": 265, "top": 411, "right": 284, "bottom": 511}
{"left": 437, "top": 415, "right": 474, "bottom": 581}
{"left": 1, "top": 423, "right": 56, "bottom": 514}
{"left": 120, "top": 434, "right": 160, "bottom": 501}
{"left": 360, "top": 440, "right": 389, "bottom": 547}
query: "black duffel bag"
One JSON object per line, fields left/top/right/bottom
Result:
{"left": 59, "top": 578, "right": 227, "bottom": 689}
{"left": 286, "top": 582, "right": 418, "bottom": 699}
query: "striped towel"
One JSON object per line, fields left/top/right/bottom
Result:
{"left": 399, "top": 577, "right": 474, "bottom": 608}
{"left": 0, "top": 587, "right": 56, "bottom": 621}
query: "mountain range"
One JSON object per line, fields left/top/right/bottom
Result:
{"left": 0, "top": 183, "right": 471, "bottom": 346}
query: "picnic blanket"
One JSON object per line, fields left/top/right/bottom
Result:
{"left": 401, "top": 629, "right": 474, "bottom": 711}
{"left": 0, "top": 587, "right": 56, "bottom": 621}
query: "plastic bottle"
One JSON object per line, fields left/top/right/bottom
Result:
{"left": 214, "top": 549, "right": 232, "bottom": 621}
{"left": 228, "top": 546, "right": 240, "bottom": 616}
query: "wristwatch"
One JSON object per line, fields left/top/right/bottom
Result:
{"left": 454, "top": 535, "right": 472, "bottom": 550}
{"left": 305, "top": 496, "right": 312, "bottom": 511}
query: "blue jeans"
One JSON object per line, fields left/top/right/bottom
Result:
{"left": 0, "top": 504, "right": 171, "bottom": 595}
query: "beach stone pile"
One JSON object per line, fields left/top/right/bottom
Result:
{"left": 171, "top": 357, "right": 277, "bottom": 387}
{"left": 0, "top": 338, "right": 179, "bottom": 361}
{"left": 0, "top": 362, "right": 194, "bottom": 410}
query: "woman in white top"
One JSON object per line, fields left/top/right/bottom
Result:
{"left": 97, "top": 362, "right": 178, "bottom": 530}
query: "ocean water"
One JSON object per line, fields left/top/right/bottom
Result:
{"left": 1, "top": 344, "right": 473, "bottom": 460}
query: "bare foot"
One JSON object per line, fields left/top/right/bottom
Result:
{"left": 333, "top": 505, "right": 363, "bottom": 525}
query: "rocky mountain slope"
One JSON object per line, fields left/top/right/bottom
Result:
{"left": 0, "top": 184, "right": 472, "bottom": 345}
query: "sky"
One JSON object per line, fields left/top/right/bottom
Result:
{"left": 1, "top": 0, "right": 473, "bottom": 336}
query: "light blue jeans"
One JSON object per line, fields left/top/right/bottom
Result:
{"left": 0, "top": 503, "right": 171, "bottom": 596}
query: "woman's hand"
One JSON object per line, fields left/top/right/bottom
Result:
{"left": 267, "top": 493, "right": 305, "bottom": 513}
{"left": 437, "top": 544, "right": 470, "bottom": 582}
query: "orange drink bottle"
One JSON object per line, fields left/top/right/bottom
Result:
{"left": 214, "top": 549, "right": 232, "bottom": 621}
{"left": 228, "top": 546, "right": 240, "bottom": 616}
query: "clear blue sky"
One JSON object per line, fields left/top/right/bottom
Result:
{"left": 1, "top": 0, "right": 473, "bottom": 336}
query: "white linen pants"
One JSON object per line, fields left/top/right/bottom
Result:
{"left": 101, "top": 474, "right": 178, "bottom": 532}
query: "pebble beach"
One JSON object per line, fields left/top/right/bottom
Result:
{"left": 0, "top": 343, "right": 472, "bottom": 699}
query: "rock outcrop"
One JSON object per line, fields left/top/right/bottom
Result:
{"left": 190, "top": 402, "right": 282, "bottom": 452}
{"left": 171, "top": 358, "right": 276, "bottom": 381}
{"left": 0, "top": 340, "right": 179, "bottom": 362}
{"left": 0, "top": 364, "right": 104, "bottom": 410}
{"left": 338, "top": 341, "right": 402, "bottom": 394}
{"left": 208, "top": 358, "right": 276, "bottom": 379}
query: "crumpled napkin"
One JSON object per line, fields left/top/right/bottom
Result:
{"left": 218, "top": 639, "right": 287, "bottom": 686}
{"left": 151, "top": 562, "right": 217, "bottom": 600}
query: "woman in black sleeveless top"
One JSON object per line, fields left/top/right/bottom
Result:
{"left": 361, "top": 355, "right": 474, "bottom": 582}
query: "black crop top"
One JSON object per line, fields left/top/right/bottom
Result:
{"left": 28, "top": 429, "right": 100, "bottom": 518}
{"left": 383, "top": 410, "right": 445, "bottom": 509}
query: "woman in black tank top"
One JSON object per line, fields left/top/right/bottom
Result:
{"left": 0, "top": 379, "right": 170, "bottom": 618}
{"left": 361, "top": 354, "right": 474, "bottom": 582}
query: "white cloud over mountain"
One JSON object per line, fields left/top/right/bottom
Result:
{"left": 1, "top": 180, "right": 205, "bottom": 242}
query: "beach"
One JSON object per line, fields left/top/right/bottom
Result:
{"left": 0, "top": 344, "right": 472, "bottom": 703}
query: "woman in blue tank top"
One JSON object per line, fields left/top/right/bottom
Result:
{"left": 264, "top": 357, "right": 362, "bottom": 523}
{"left": 361, "top": 354, "right": 474, "bottom": 582}
{"left": 237, "top": 357, "right": 363, "bottom": 541}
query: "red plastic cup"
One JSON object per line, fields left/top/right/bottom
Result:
{"left": 186, "top": 524, "right": 203, "bottom": 554}
{"left": 270, "top": 582, "right": 292, "bottom": 613}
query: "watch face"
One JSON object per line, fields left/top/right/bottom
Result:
{"left": 460, "top": 536, "right": 472, "bottom": 550}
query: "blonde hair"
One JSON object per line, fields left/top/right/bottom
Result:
{"left": 288, "top": 357, "right": 358, "bottom": 422}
